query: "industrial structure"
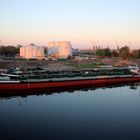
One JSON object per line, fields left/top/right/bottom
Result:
{"left": 47, "top": 41, "right": 72, "bottom": 59}
{"left": 20, "top": 44, "right": 45, "bottom": 59}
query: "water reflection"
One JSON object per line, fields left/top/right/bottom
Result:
{"left": 129, "top": 83, "right": 140, "bottom": 89}
{"left": 1, "top": 84, "right": 140, "bottom": 140}
{"left": 1, "top": 83, "right": 140, "bottom": 104}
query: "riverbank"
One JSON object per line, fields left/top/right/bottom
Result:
{"left": 0, "top": 58, "right": 139, "bottom": 70}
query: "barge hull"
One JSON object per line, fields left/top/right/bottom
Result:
{"left": 0, "top": 76, "right": 140, "bottom": 97}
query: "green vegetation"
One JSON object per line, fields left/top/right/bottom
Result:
{"left": 0, "top": 45, "right": 20, "bottom": 57}
{"left": 119, "top": 46, "right": 130, "bottom": 59}
{"left": 112, "top": 50, "right": 119, "bottom": 57}
{"left": 0, "top": 45, "right": 140, "bottom": 61}
{"left": 96, "top": 48, "right": 112, "bottom": 57}
{"left": 131, "top": 49, "right": 140, "bottom": 59}
{"left": 94, "top": 46, "right": 140, "bottom": 60}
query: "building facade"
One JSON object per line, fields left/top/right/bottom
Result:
{"left": 47, "top": 41, "right": 72, "bottom": 59}
{"left": 20, "top": 44, "right": 45, "bottom": 59}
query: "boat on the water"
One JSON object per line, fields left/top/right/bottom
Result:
{"left": 0, "top": 73, "right": 140, "bottom": 97}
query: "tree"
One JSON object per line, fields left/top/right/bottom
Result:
{"left": 119, "top": 46, "right": 130, "bottom": 59}
{"left": 96, "top": 48, "right": 111, "bottom": 57}
{"left": 104, "top": 48, "right": 111, "bottom": 57}
{"left": 112, "top": 50, "right": 119, "bottom": 57}
{"left": 0, "top": 45, "right": 19, "bottom": 57}
{"left": 96, "top": 49, "right": 104, "bottom": 57}
{"left": 131, "top": 49, "right": 140, "bottom": 58}
{"left": 137, "top": 49, "right": 140, "bottom": 58}
{"left": 131, "top": 50, "right": 139, "bottom": 59}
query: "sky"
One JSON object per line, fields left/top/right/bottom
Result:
{"left": 0, "top": 0, "right": 140, "bottom": 49}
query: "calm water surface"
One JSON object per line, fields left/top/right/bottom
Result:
{"left": 1, "top": 85, "right": 140, "bottom": 140}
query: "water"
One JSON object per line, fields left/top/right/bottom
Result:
{"left": 1, "top": 85, "right": 140, "bottom": 140}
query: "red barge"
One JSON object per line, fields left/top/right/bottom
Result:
{"left": 0, "top": 75, "right": 140, "bottom": 97}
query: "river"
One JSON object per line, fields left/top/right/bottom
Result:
{"left": 0, "top": 84, "right": 140, "bottom": 140}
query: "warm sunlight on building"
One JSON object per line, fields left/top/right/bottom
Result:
{"left": 20, "top": 44, "right": 45, "bottom": 59}
{"left": 48, "top": 41, "right": 72, "bottom": 59}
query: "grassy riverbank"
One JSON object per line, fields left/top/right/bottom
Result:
{"left": 0, "top": 58, "right": 140, "bottom": 70}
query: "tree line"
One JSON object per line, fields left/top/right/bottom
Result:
{"left": 0, "top": 45, "right": 140, "bottom": 60}
{"left": 96, "top": 46, "right": 140, "bottom": 59}
{"left": 0, "top": 45, "right": 20, "bottom": 57}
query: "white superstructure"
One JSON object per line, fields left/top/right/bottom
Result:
{"left": 20, "top": 44, "right": 45, "bottom": 59}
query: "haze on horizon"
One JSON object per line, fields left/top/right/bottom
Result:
{"left": 0, "top": 0, "right": 140, "bottom": 49}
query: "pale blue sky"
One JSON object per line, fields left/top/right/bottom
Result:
{"left": 0, "top": 0, "right": 140, "bottom": 49}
